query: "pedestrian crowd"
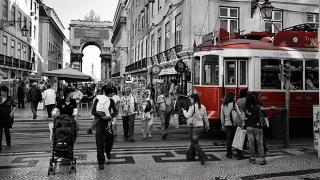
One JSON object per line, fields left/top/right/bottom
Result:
{"left": 0, "top": 80, "right": 270, "bottom": 169}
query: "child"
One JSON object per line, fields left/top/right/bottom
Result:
{"left": 140, "top": 90, "right": 154, "bottom": 139}
{"left": 87, "top": 94, "right": 113, "bottom": 134}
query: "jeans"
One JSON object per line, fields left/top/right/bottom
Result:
{"left": 159, "top": 111, "right": 170, "bottom": 135}
{"left": 247, "top": 127, "right": 265, "bottom": 161}
{"left": 95, "top": 118, "right": 114, "bottom": 165}
{"left": 122, "top": 114, "right": 135, "bottom": 140}
{"left": 30, "top": 102, "right": 39, "bottom": 119}
{"left": 46, "top": 104, "right": 55, "bottom": 118}
{"left": 0, "top": 126, "right": 11, "bottom": 148}
{"left": 186, "top": 127, "right": 207, "bottom": 161}
{"left": 225, "top": 126, "right": 243, "bottom": 157}
{"left": 141, "top": 116, "right": 153, "bottom": 137}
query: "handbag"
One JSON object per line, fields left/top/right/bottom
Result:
{"left": 231, "top": 102, "right": 244, "bottom": 127}
{"left": 232, "top": 127, "right": 247, "bottom": 150}
{"left": 257, "top": 105, "right": 268, "bottom": 127}
{"left": 169, "top": 114, "right": 179, "bottom": 128}
{"left": 163, "top": 97, "right": 173, "bottom": 114}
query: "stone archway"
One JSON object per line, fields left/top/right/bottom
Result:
{"left": 69, "top": 10, "right": 113, "bottom": 81}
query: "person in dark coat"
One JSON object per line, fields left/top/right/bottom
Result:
{"left": 0, "top": 85, "right": 16, "bottom": 152}
{"left": 17, "top": 82, "right": 25, "bottom": 108}
{"left": 27, "top": 82, "right": 42, "bottom": 120}
{"left": 91, "top": 85, "right": 118, "bottom": 170}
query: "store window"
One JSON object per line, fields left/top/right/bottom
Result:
{"left": 203, "top": 55, "right": 219, "bottom": 85}
{"left": 219, "top": 7, "right": 239, "bottom": 35}
{"left": 265, "top": 11, "right": 282, "bottom": 33}
{"left": 175, "top": 13, "right": 182, "bottom": 46}
{"left": 239, "top": 61, "right": 247, "bottom": 85}
{"left": 283, "top": 60, "right": 303, "bottom": 90}
{"left": 307, "top": 13, "right": 319, "bottom": 23}
{"left": 225, "top": 61, "right": 236, "bottom": 85}
{"left": 305, "top": 60, "right": 319, "bottom": 90}
{"left": 261, "top": 59, "right": 281, "bottom": 89}
{"left": 2, "top": 36, "right": 8, "bottom": 55}
{"left": 194, "top": 56, "right": 200, "bottom": 85}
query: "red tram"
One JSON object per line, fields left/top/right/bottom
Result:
{"left": 193, "top": 26, "right": 319, "bottom": 129}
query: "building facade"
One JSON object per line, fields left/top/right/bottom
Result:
{"left": 111, "top": 0, "right": 129, "bottom": 85}
{"left": 0, "top": 0, "right": 40, "bottom": 79}
{"left": 121, "top": 0, "right": 318, "bottom": 94}
{"left": 38, "top": 4, "right": 66, "bottom": 73}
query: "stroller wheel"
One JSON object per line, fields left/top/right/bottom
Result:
{"left": 48, "top": 166, "right": 54, "bottom": 176}
{"left": 71, "top": 165, "right": 76, "bottom": 173}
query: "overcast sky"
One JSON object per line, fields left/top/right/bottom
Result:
{"left": 43, "top": 0, "right": 118, "bottom": 81}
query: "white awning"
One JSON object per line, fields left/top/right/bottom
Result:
{"left": 159, "top": 67, "right": 178, "bottom": 76}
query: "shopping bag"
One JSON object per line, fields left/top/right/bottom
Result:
{"left": 232, "top": 127, "right": 247, "bottom": 150}
{"left": 169, "top": 114, "right": 179, "bottom": 128}
{"left": 48, "top": 122, "right": 54, "bottom": 141}
{"left": 37, "top": 102, "right": 44, "bottom": 110}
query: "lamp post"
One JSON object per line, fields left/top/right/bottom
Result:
{"left": 0, "top": 19, "right": 29, "bottom": 37}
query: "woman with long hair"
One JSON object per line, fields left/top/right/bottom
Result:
{"left": 0, "top": 85, "right": 16, "bottom": 152}
{"left": 220, "top": 92, "right": 244, "bottom": 159}
{"left": 182, "top": 94, "right": 209, "bottom": 165}
{"left": 245, "top": 93, "right": 267, "bottom": 165}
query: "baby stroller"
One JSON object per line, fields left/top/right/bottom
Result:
{"left": 48, "top": 114, "right": 78, "bottom": 175}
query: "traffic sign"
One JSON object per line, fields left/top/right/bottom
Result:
{"left": 151, "top": 65, "right": 161, "bottom": 75}
{"left": 175, "top": 60, "right": 187, "bottom": 73}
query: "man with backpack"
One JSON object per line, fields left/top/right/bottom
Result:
{"left": 91, "top": 85, "right": 118, "bottom": 170}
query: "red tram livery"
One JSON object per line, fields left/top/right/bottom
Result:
{"left": 193, "top": 24, "right": 319, "bottom": 129}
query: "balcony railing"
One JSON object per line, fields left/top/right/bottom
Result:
{"left": 0, "top": 54, "right": 33, "bottom": 70}
{"left": 125, "top": 45, "right": 182, "bottom": 73}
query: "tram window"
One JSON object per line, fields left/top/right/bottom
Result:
{"left": 194, "top": 56, "right": 200, "bottom": 85}
{"left": 305, "top": 60, "right": 319, "bottom": 90}
{"left": 239, "top": 61, "right": 247, "bottom": 85}
{"left": 203, "top": 55, "right": 219, "bottom": 85}
{"left": 225, "top": 61, "right": 236, "bottom": 85}
{"left": 261, "top": 59, "right": 281, "bottom": 89}
{"left": 284, "top": 60, "right": 303, "bottom": 90}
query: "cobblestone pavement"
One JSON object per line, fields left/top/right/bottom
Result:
{"left": 0, "top": 142, "right": 319, "bottom": 180}
{"left": 3, "top": 107, "right": 320, "bottom": 179}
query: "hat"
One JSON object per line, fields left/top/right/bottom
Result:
{"left": 124, "top": 87, "right": 131, "bottom": 92}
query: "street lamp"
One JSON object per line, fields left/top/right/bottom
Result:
{"left": 251, "top": 0, "right": 274, "bottom": 19}
{"left": 0, "top": 19, "right": 29, "bottom": 37}
{"left": 260, "top": 0, "right": 274, "bottom": 19}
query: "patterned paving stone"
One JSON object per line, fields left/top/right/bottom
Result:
{"left": 0, "top": 144, "right": 319, "bottom": 180}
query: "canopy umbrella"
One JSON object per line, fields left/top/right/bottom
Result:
{"left": 42, "top": 68, "right": 92, "bottom": 81}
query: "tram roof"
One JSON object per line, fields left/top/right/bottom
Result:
{"left": 195, "top": 38, "right": 318, "bottom": 52}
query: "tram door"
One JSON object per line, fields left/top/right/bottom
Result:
{"left": 224, "top": 59, "right": 248, "bottom": 98}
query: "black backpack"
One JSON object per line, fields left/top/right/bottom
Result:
{"left": 144, "top": 100, "right": 152, "bottom": 112}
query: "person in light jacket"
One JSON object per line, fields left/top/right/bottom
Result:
{"left": 182, "top": 93, "right": 209, "bottom": 165}
{"left": 221, "top": 92, "right": 244, "bottom": 160}
{"left": 42, "top": 84, "right": 56, "bottom": 119}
